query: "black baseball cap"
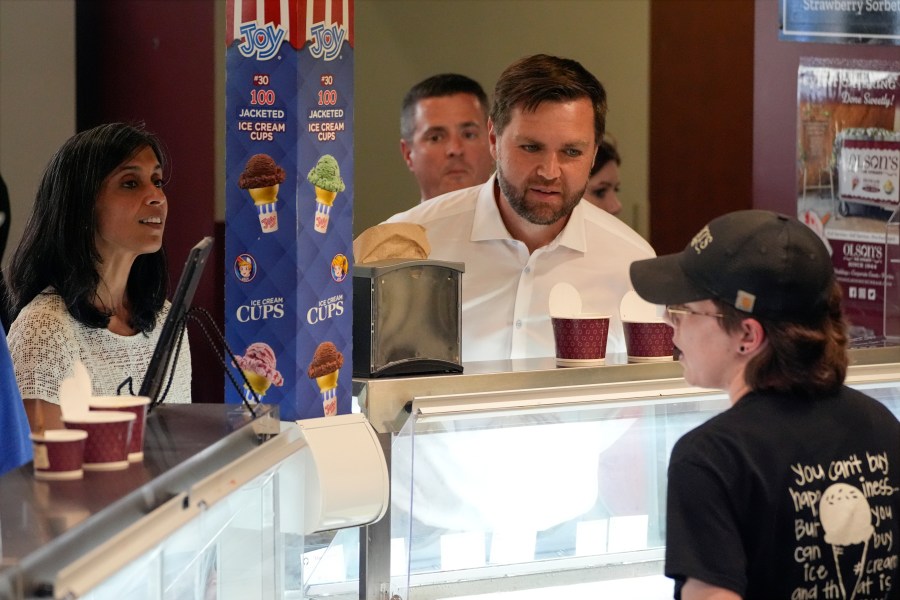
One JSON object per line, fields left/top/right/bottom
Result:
{"left": 629, "top": 210, "right": 834, "bottom": 321}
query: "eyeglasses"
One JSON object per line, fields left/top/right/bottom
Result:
{"left": 665, "top": 305, "right": 725, "bottom": 325}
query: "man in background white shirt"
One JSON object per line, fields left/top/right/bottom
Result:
{"left": 400, "top": 73, "right": 495, "bottom": 202}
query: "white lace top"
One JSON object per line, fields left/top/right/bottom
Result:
{"left": 7, "top": 290, "right": 192, "bottom": 404}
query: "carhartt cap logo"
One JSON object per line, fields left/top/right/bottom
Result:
{"left": 735, "top": 290, "right": 756, "bottom": 313}
{"left": 690, "top": 226, "right": 713, "bottom": 254}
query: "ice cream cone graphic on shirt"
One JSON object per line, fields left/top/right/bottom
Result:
{"left": 307, "top": 155, "right": 345, "bottom": 234}
{"left": 234, "top": 342, "right": 284, "bottom": 404}
{"left": 239, "top": 154, "right": 286, "bottom": 234}
{"left": 307, "top": 341, "right": 344, "bottom": 416}
{"left": 819, "top": 483, "right": 874, "bottom": 600}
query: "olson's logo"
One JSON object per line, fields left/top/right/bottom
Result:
{"left": 238, "top": 21, "right": 286, "bottom": 61}
{"left": 309, "top": 22, "right": 346, "bottom": 61}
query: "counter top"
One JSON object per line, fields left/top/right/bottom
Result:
{"left": 0, "top": 403, "right": 278, "bottom": 598}
{"left": 354, "top": 346, "right": 900, "bottom": 433}
{"left": 354, "top": 354, "right": 687, "bottom": 433}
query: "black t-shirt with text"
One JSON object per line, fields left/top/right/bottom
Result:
{"left": 665, "top": 386, "right": 900, "bottom": 600}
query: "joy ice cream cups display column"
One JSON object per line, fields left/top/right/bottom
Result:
{"left": 64, "top": 411, "right": 136, "bottom": 471}
{"left": 551, "top": 314, "right": 611, "bottom": 367}
{"left": 307, "top": 155, "right": 345, "bottom": 234}
{"left": 30, "top": 429, "right": 88, "bottom": 481}
{"left": 308, "top": 341, "right": 344, "bottom": 416}
{"left": 234, "top": 342, "right": 284, "bottom": 404}
{"left": 238, "top": 153, "right": 286, "bottom": 234}
{"left": 88, "top": 396, "right": 150, "bottom": 462}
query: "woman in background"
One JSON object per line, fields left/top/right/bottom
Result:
{"left": 585, "top": 136, "right": 622, "bottom": 216}
{"left": 6, "top": 123, "right": 191, "bottom": 431}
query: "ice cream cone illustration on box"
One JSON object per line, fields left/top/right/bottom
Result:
{"left": 307, "top": 155, "right": 345, "bottom": 234}
{"left": 235, "top": 342, "right": 284, "bottom": 404}
{"left": 239, "top": 154, "right": 286, "bottom": 234}
{"left": 307, "top": 341, "right": 344, "bottom": 416}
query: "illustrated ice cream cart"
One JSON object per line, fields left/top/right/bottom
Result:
{"left": 834, "top": 127, "right": 900, "bottom": 218}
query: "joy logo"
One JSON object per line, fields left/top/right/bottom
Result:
{"left": 238, "top": 22, "right": 286, "bottom": 61}
{"left": 309, "top": 22, "right": 346, "bottom": 61}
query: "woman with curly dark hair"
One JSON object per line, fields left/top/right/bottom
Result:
{"left": 6, "top": 122, "right": 191, "bottom": 430}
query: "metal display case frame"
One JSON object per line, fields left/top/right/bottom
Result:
{"left": 352, "top": 348, "right": 900, "bottom": 600}
{"left": 0, "top": 404, "right": 285, "bottom": 599}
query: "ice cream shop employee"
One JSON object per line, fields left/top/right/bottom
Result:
{"left": 386, "top": 54, "right": 654, "bottom": 362}
{"left": 6, "top": 123, "right": 192, "bottom": 432}
{"left": 630, "top": 210, "right": 900, "bottom": 600}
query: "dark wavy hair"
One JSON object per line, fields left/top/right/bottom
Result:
{"left": 6, "top": 122, "right": 168, "bottom": 334}
{"left": 591, "top": 136, "right": 621, "bottom": 177}
{"left": 713, "top": 280, "right": 848, "bottom": 397}
{"left": 490, "top": 54, "right": 607, "bottom": 144}
{"left": 401, "top": 73, "right": 489, "bottom": 142}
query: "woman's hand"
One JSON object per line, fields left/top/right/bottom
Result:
{"left": 682, "top": 579, "right": 742, "bottom": 600}
{"left": 24, "top": 398, "right": 63, "bottom": 433}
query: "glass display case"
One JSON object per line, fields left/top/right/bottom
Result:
{"left": 7, "top": 348, "right": 896, "bottom": 600}
{"left": 0, "top": 406, "right": 388, "bottom": 600}
{"left": 334, "top": 348, "right": 900, "bottom": 600}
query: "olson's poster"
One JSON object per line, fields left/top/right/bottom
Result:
{"left": 797, "top": 58, "right": 900, "bottom": 345}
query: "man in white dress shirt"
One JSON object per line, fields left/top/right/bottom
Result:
{"left": 387, "top": 54, "right": 654, "bottom": 362}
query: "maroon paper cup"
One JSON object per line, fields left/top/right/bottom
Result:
{"left": 623, "top": 321, "right": 675, "bottom": 362}
{"left": 88, "top": 396, "right": 150, "bottom": 462}
{"left": 30, "top": 429, "right": 88, "bottom": 481}
{"left": 64, "top": 411, "right": 135, "bottom": 471}
{"left": 551, "top": 314, "right": 610, "bottom": 367}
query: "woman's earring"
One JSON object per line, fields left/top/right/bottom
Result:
{"left": 739, "top": 346, "right": 746, "bottom": 353}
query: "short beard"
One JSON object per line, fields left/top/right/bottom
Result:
{"left": 496, "top": 162, "right": 584, "bottom": 226}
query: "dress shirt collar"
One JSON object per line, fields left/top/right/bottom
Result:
{"left": 471, "top": 175, "right": 510, "bottom": 242}
{"left": 471, "top": 173, "right": 587, "bottom": 253}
